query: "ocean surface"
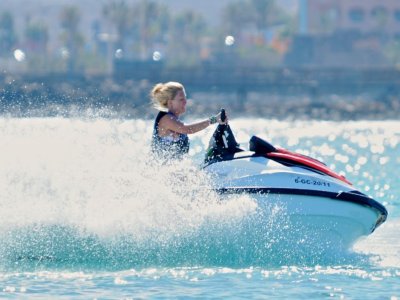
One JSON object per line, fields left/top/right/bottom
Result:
{"left": 0, "top": 115, "right": 399, "bottom": 299}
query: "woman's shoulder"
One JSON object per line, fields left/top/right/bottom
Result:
{"left": 159, "top": 111, "right": 179, "bottom": 123}
{"left": 155, "top": 110, "right": 168, "bottom": 122}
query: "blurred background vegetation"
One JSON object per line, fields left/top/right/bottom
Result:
{"left": 0, "top": 0, "right": 295, "bottom": 73}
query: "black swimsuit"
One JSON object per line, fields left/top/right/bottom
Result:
{"left": 151, "top": 111, "right": 189, "bottom": 159}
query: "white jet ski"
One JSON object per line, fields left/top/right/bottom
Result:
{"left": 203, "top": 110, "right": 388, "bottom": 249}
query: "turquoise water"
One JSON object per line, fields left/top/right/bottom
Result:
{"left": 0, "top": 117, "right": 399, "bottom": 299}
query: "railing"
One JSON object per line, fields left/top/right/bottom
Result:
{"left": 113, "top": 61, "right": 400, "bottom": 94}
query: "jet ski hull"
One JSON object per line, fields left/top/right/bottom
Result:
{"left": 216, "top": 187, "right": 386, "bottom": 249}
{"left": 204, "top": 153, "right": 387, "bottom": 250}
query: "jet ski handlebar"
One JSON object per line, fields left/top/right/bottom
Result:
{"left": 220, "top": 108, "right": 226, "bottom": 123}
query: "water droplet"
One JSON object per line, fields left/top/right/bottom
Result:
{"left": 13, "top": 49, "right": 26, "bottom": 62}
{"left": 225, "top": 35, "right": 235, "bottom": 46}
{"left": 152, "top": 51, "right": 162, "bottom": 61}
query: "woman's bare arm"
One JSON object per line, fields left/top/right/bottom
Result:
{"left": 159, "top": 115, "right": 210, "bottom": 135}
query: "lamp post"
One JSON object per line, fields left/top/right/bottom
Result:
{"left": 299, "top": 0, "right": 308, "bottom": 35}
{"left": 97, "top": 33, "right": 118, "bottom": 75}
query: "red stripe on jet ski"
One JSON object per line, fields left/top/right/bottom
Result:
{"left": 277, "top": 148, "right": 327, "bottom": 165}
{"left": 267, "top": 149, "right": 352, "bottom": 185}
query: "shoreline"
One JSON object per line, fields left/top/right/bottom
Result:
{"left": 1, "top": 75, "right": 399, "bottom": 121}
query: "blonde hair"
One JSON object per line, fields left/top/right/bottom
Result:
{"left": 150, "top": 81, "right": 184, "bottom": 111}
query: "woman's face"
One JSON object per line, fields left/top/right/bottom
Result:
{"left": 169, "top": 89, "right": 187, "bottom": 116}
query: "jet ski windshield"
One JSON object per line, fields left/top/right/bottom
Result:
{"left": 204, "top": 109, "right": 243, "bottom": 163}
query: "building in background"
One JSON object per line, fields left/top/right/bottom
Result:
{"left": 287, "top": 0, "right": 400, "bottom": 67}
{"left": 300, "top": 0, "right": 400, "bottom": 36}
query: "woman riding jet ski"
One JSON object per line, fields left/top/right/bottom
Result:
{"left": 203, "top": 110, "right": 388, "bottom": 249}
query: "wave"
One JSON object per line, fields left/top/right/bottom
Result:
{"left": 1, "top": 117, "right": 397, "bottom": 271}
{"left": 1, "top": 205, "right": 368, "bottom": 271}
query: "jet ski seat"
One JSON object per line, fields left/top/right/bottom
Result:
{"left": 249, "top": 136, "right": 277, "bottom": 154}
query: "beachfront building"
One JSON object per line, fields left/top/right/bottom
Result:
{"left": 288, "top": 0, "right": 400, "bottom": 67}
{"left": 299, "top": 0, "right": 400, "bottom": 36}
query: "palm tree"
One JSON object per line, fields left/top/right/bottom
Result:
{"left": 60, "top": 5, "right": 84, "bottom": 73}
{"left": 0, "top": 11, "right": 18, "bottom": 56}
{"left": 132, "top": 0, "right": 170, "bottom": 60}
{"left": 25, "top": 21, "right": 48, "bottom": 52}
{"left": 169, "top": 10, "right": 207, "bottom": 66}
{"left": 222, "top": 0, "right": 281, "bottom": 34}
{"left": 102, "top": 0, "right": 132, "bottom": 50}
{"left": 221, "top": 0, "right": 253, "bottom": 35}
{"left": 251, "top": 0, "right": 275, "bottom": 30}
{"left": 219, "top": 0, "right": 293, "bottom": 65}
